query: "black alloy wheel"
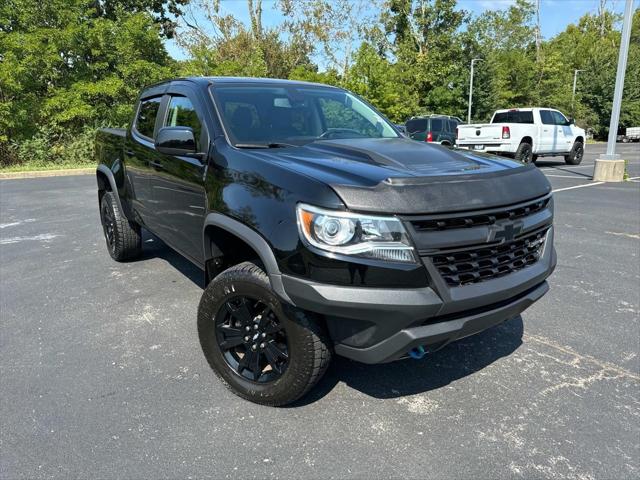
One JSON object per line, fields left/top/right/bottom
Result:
{"left": 198, "top": 261, "right": 332, "bottom": 406}
{"left": 215, "top": 296, "right": 289, "bottom": 383}
{"left": 101, "top": 201, "right": 116, "bottom": 253}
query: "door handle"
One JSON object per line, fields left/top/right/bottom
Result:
{"left": 125, "top": 149, "right": 135, "bottom": 156}
{"left": 149, "top": 160, "right": 163, "bottom": 170}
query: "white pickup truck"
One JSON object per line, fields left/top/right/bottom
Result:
{"left": 456, "top": 108, "right": 586, "bottom": 165}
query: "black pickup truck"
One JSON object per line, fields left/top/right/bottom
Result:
{"left": 96, "top": 77, "right": 556, "bottom": 406}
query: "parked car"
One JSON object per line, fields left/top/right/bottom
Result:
{"left": 96, "top": 77, "right": 555, "bottom": 406}
{"left": 405, "top": 115, "right": 461, "bottom": 145}
{"left": 456, "top": 108, "right": 586, "bottom": 165}
{"left": 618, "top": 127, "right": 640, "bottom": 143}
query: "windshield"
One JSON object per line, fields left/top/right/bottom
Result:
{"left": 210, "top": 84, "right": 398, "bottom": 147}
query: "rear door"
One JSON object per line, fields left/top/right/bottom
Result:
{"left": 430, "top": 117, "right": 444, "bottom": 143}
{"left": 446, "top": 119, "right": 458, "bottom": 144}
{"left": 150, "top": 85, "right": 209, "bottom": 264}
{"left": 551, "top": 110, "right": 573, "bottom": 153}
{"left": 126, "top": 95, "right": 164, "bottom": 227}
{"left": 538, "top": 109, "right": 556, "bottom": 152}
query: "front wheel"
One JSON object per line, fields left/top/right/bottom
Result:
{"left": 198, "top": 262, "right": 332, "bottom": 406}
{"left": 565, "top": 141, "right": 584, "bottom": 165}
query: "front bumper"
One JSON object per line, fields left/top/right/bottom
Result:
{"left": 281, "top": 228, "right": 556, "bottom": 364}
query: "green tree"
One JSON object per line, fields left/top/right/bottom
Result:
{"left": 177, "top": 0, "right": 316, "bottom": 79}
{"left": 0, "top": 0, "right": 178, "bottom": 165}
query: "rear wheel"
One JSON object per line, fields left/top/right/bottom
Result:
{"left": 514, "top": 142, "right": 534, "bottom": 164}
{"left": 99, "top": 191, "right": 142, "bottom": 261}
{"left": 198, "top": 262, "right": 332, "bottom": 406}
{"left": 564, "top": 141, "right": 584, "bottom": 165}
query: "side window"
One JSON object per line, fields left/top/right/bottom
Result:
{"left": 431, "top": 118, "right": 444, "bottom": 132}
{"left": 135, "top": 97, "right": 162, "bottom": 139}
{"left": 540, "top": 110, "right": 554, "bottom": 125}
{"left": 165, "top": 96, "right": 202, "bottom": 148}
{"left": 552, "top": 111, "right": 569, "bottom": 126}
{"left": 449, "top": 120, "right": 458, "bottom": 132}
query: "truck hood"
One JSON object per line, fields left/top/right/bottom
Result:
{"left": 245, "top": 137, "right": 551, "bottom": 214}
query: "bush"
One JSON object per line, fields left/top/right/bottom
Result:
{"left": 1, "top": 128, "right": 97, "bottom": 170}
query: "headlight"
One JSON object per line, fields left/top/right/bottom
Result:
{"left": 296, "top": 203, "right": 417, "bottom": 263}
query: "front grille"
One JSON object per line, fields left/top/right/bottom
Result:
{"left": 430, "top": 228, "right": 548, "bottom": 287}
{"left": 411, "top": 197, "right": 550, "bottom": 232}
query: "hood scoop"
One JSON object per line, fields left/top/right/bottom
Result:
{"left": 307, "top": 138, "right": 492, "bottom": 176}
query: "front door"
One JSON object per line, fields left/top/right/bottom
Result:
{"left": 149, "top": 91, "right": 207, "bottom": 264}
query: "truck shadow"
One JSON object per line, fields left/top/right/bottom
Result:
{"left": 136, "top": 230, "right": 205, "bottom": 288}
{"left": 292, "top": 316, "right": 524, "bottom": 406}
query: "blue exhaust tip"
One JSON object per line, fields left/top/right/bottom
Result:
{"left": 408, "top": 345, "right": 427, "bottom": 360}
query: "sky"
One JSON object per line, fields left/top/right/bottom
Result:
{"left": 165, "top": 0, "right": 633, "bottom": 61}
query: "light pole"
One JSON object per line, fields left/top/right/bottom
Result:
{"left": 571, "top": 69, "right": 584, "bottom": 116}
{"left": 604, "top": 0, "right": 634, "bottom": 159}
{"left": 593, "top": 0, "right": 634, "bottom": 181}
{"left": 468, "top": 58, "right": 482, "bottom": 124}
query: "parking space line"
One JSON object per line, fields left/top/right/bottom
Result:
{"left": 540, "top": 165, "right": 595, "bottom": 170}
{"left": 544, "top": 174, "right": 589, "bottom": 179}
{"left": 553, "top": 182, "right": 604, "bottom": 192}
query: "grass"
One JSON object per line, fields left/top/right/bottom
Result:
{"left": 0, "top": 160, "right": 95, "bottom": 173}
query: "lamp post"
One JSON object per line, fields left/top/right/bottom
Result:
{"left": 593, "top": 0, "right": 634, "bottom": 181}
{"left": 571, "top": 69, "right": 584, "bottom": 116}
{"left": 467, "top": 58, "right": 482, "bottom": 124}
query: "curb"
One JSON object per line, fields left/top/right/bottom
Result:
{"left": 0, "top": 168, "right": 95, "bottom": 179}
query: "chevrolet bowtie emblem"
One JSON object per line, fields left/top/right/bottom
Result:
{"left": 488, "top": 222, "right": 524, "bottom": 243}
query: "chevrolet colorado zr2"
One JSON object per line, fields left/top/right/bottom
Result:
{"left": 96, "top": 77, "right": 556, "bottom": 406}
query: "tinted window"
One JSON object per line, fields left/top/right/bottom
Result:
{"left": 165, "top": 96, "right": 202, "bottom": 148}
{"left": 135, "top": 97, "right": 161, "bottom": 138}
{"left": 492, "top": 111, "right": 534, "bottom": 124}
{"left": 430, "top": 118, "right": 444, "bottom": 132}
{"left": 552, "top": 110, "right": 569, "bottom": 125}
{"left": 540, "top": 110, "right": 554, "bottom": 125}
{"left": 405, "top": 118, "right": 429, "bottom": 134}
{"left": 447, "top": 119, "right": 458, "bottom": 132}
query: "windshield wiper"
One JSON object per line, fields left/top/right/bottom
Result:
{"left": 235, "top": 142, "right": 298, "bottom": 149}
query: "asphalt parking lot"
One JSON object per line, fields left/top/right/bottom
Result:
{"left": 1, "top": 143, "right": 639, "bottom": 479}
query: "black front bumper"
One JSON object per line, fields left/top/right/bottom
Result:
{"left": 281, "top": 227, "right": 555, "bottom": 364}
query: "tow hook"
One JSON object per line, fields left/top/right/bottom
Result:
{"left": 408, "top": 345, "right": 427, "bottom": 360}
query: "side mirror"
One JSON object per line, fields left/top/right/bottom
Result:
{"left": 568, "top": 117, "right": 575, "bottom": 125}
{"left": 155, "top": 127, "right": 198, "bottom": 157}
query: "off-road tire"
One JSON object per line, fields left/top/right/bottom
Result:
{"left": 99, "top": 191, "right": 142, "bottom": 261}
{"left": 514, "top": 142, "right": 534, "bottom": 164}
{"left": 564, "top": 141, "right": 584, "bottom": 165}
{"left": 198, "top": 262, "right": 332, "bottom": 406}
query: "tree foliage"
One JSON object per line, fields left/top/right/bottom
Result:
{"left": 2, "top": 0, "right": 639, "bottom": 167}
{"left": 0, "top": 0, "right": 178, "bottom": 164}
